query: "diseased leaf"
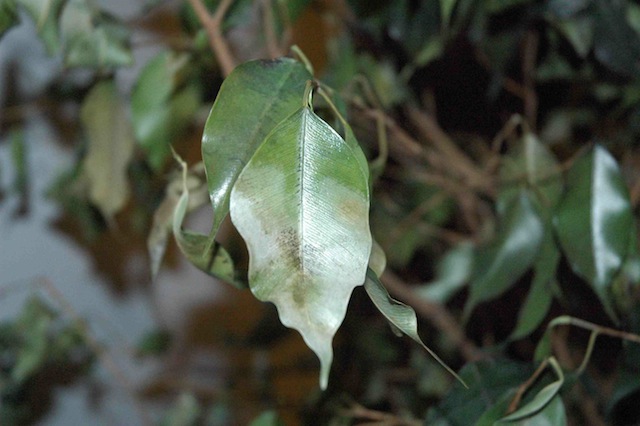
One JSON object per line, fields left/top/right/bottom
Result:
{"left": 131, "top": 51, "right": 199, "bottom": 170}
{"left": 464, "top": 192, "right": 544, "bottom": 320}
{"left": 80, "top": 80, "right": 134, "bottom": 221}
{"left": 17, "top": 0, "right": 67, "bottom": 53}
{"left": 363, "top": 269, "right": 465, "bottom": 386}
{"left": 172, "top": 158, "right": 243, "bottom": 288}
{"left": 500, "top": 357, "right": 564, "bottom": 422}
{"left": 510, "top": 226, "right": 560, "bottom": 340}
{"left": 203, "top": 57, "right": 312, "bottom": 234}
{"left": 230, "top": 107, "right": 371, "bottom": 389}
{"left": 60, "top": 0, "right": 132, "bottom": 68}
{"left": 553, "top": 144, "right": 633, "bottom": 321}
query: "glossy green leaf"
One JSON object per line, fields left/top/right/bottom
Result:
{"left": 131, "top": 51, "right": 199, "bottom": 170}
{"left": 500, "top": 357, "right": 564, "bottom": 422}
{"left": 79, "top": 80, "right": 134, "bottom": 221}
{"left": 203, "top": 57, "right": 312, "bottom": 234}
{"left": 500, "top": 133, "right": 563, "bottom": 211}
{"left": 230, "top": 107, "right": 371, "bottom": 389}
{"left": 17, "top": 0, "right": 67, "bottom": 53}
{"left": 510, "top": 226, "right": 560, "bottom": 340}
{"left": 172, "top": 159, "right": 243, "bottom": 288}
{"left": 553, "top": 145, "right": 633, "bottom": 321}
{"left": 0, "top": 0, "right": 18, "bottom": 36}
{"left": 425, "top": 359, "right": 533, "bottom": 425}
{"left": 363, "top": 269, "right": 465, "bottom": 386}
{"left": 464, "top": 192, "right": 544, "bottom": 319}
{"left": 60, "top": 0, "right": 132, "bottom": 68}
{"left": 416, "top": 242, "right": 474, "bottom": 304}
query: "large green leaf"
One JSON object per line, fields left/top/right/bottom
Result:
{"left": 464, "top": 192, "right": 544, "bottom": 320}
{"left": 553, "top": 145, "right": 633, "bottom": 321}
{"left": 131, "top": 51, "right": 199, "bottom": 170}
{"left": 17, "top": 0, "right": 67, "bottom": 53}
{"left": 202, "top": 57, "right": 312, "bottom": 234}
{"left": 230, "top": 107, "right": 371, "bottom": 389}
{"left": 363, "top": 269, "right": 465, "bottom": 386}
{"left": 79, "top": 80, "right": 134, "bottom": 221}
{"left": 59, "top": 0, "right": 132, "bottom": 68}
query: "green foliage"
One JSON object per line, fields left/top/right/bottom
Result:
{"left": 3, "top": 0, "right": 640, "bottom": 423}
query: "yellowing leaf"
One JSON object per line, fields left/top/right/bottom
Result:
{"left": 80, "top": 80, "right": 134, "bottom": 221}
{"left": 230, "top": 107, "right": 371, "bottom": 389}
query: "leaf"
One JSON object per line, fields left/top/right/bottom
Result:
{"left": 500, "top": 358, "right": 564, "bottom": 422}
{"left": 553, "top": 144, "right": 633, "bottom": 321}
{"left": 500, "top": 133, "right": 563, "bottom": 211}
{"left": 425, "top": 359, "right": 533, "bottom": 425}
{"left": 148, "top": 164, "right": 209, "bottom": 281}
{"left": 17, "top": 0, "right": 67, "bottom": 53}
{"left": 464, "top": 192, "right": 544, "bottom": 320}
{"left": 363, "top": 269, "right": 466, "bottom": 387}
{"left": 79, "top": 80, "right": 135, "bottom": 221}
{"left": 441, "top": 0, "right": 457, "bottom": 28}
{"left": 60, "top": 0, "right": 132, "bottom": 68}
{"left": 416, "top": 242, "right": 474, "bottom": 304}
{"left": 230, "top": 107, "right": 371, "bottom": 389}
{"left": 368, "top": 239, "right": 387, "bottom": 277}
{"left": 131, "top": 51, "right": 200, "bottom": 170}
{"left": 592, "top": 0, "right": 640, "bottom": 76}
{"left": 249, "top": 410, "right": 284, "bottom": 426}
{"left": 203, "top": 57, "right": 312, "bottom": 234}
{"left": 172, "top": 158, "right": 243, "bottom": 288}
{"left": 0, "top": 0, "right": 19, "bottom": 37}
{"left": 510, "top": 226, "right": 560, "bottom": 340}
{"left": 554, "top": 16, "right": 594, "bottom": 59}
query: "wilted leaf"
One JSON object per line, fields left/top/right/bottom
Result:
{"left": 230, "top": 107, "right": 371, "bottom": 389}
{"left": 510, "top": 227, "right": 559, "bottom": 340}
{"left": 172, "top": 158, "right": 243, "bottom": 288}
{"left": 17, "top": 0, "right": 67, "bottom": 53}
{"left": 500, "top": 357, "right": 564, "bottom": 422}
{"left": 203, "top": 57, "right": 312, "bottom": 234}
{"left": 363, "top": 269, "right": 465, "bottom": 386}
{"left": 464, "top": 192, "right": 544, "bottom": 320}
{"left": 60, "top": 0, "right": 132, "bottom": 68}
{"left": 80, "top": 80, "right": 135, "bottom": 221}
{"left": 131, "top": 51, "right": 199, "bottom": 170}
{"left": 553, "top": 144, "right": 633, "bottom": 321}
{"left": 416, "top": 242, "right": 474, "bottom": 304}
{"left": 148, "top": 164, "right": 208, "bottom": 281}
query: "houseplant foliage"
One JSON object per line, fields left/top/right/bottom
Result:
{"left": 2, "top": 0, "right": 640, "bottom": 424}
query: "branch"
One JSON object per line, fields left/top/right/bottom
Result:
{"left": 187, "top": 0, "right": 237, "bottom": 77}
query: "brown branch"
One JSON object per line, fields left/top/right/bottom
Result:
{"left": 507, "top": 358, "right": 549, "bottom": 414}
{"left": 522, "top": 30, "right": 539, "bottom": 130}
{"left": 187, "top": 0, "right": 236, "bottom": 77}
{"left": 381, "top": 270, "right": 484, "bottom": 363}
{"left": 340, "top": 401, "right": 421, "bottom": 426}
{"left": 406, "top": 107, "right": 495, "bottom": 197}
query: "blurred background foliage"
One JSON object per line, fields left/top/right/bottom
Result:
{"left": 2, "top": 0, "right": 640, "bottom": 424}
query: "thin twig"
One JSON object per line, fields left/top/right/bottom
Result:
{"left": 187, "top": 0, "right": 236, "bottom": 76}
{"left": 339, "top": 401, "right": 421, "bottom": 426}
{"left": 507, "top": 358, "right": 549, "bottom": 414}
{"left": 381, "top": 270, "right": 484, "bottom": 362}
